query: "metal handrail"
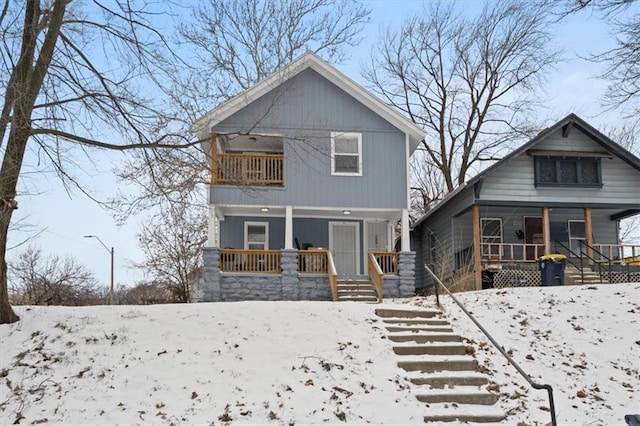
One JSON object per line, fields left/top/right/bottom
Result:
{"left": 425, "top": 264, "right": 557, "bottom": 426}
{"left": 553, "top": 240, "right": 585, "bottom": 284}
{"left": 579, "top": 240, "right": 613, "bottom": 282}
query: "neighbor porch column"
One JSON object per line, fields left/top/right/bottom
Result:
{"left": 472, "top": 204, "right": 482, "bottom": 291}
{"left": 584, "top": 207, "right": 594, "bottom": 265}
{"left": 542, "top": 207, "right": 551, "bottom": 254}
{"left": 285, "top": 206, "right": 293, "bottom": 249}
{"left": 401, "top": 208, "right": 410, "bottom": 251}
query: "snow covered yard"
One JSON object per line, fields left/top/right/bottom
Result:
{"left": 1, "top": 283, "right": 638, "bottom": 425}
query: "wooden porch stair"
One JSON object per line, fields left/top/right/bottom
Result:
{"left": 336, "top": 278, "right": 378, "bottom": 302}
{"left": 375, "top": 308, "right": 506, "bottom": 423}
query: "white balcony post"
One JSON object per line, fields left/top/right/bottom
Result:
{"left": 208, "top": 205, "right": 219, "bottom": 247}
{"left": 285, "top": 206, "right": 293, "bottom": 249}
{"left": 401, "top": 208, "right": 410, "bottom": 251}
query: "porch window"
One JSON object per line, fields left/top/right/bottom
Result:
{"left": 481, "top": 218, "right": 502, "bottom": 256}
{"left": 568, "top": 220, "right": 586, "bottom": 254}
{"left": 331, "top": 132, "right": 362, "bottom": 176}
{"left": 245, "top": 222, "right": 268, "bottom": 250}
{"left": 534, "top": 157, "right": 602, "bottom": 187}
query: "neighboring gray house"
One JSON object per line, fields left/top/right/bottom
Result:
{"left": 192, "top": 52, "right": 424, "bottom": 302}
{"left": 411, "top": 114, "right": 640, "bottom": 291}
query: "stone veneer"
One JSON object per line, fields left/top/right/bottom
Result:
{"left": 193, "top": 247, "right": 416, "bottom": 302}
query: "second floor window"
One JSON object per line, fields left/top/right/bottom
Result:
{"left": 331, "top": 132, "right": 362, "bottom": 176}
{"left": 534, "top": 157, "right": 602, "bottom": 187}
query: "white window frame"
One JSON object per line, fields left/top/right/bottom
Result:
{"left": 481, "top": 218, "right": 503, "bottom": 256}
{"left": 331, "top": 132, "right": 362, "bottom": 176}
{"left": 244, "top": 221, "right": 269, "bottom": 250}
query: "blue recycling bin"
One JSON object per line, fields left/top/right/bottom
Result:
{"left": 538, "top": 254, "right": 567, "bottom": 286}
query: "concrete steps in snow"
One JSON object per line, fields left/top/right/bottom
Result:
{"left": 336, "top": 279, "right": 378, "bottom": 302}
{"left": 374, "top": 307, "right": 505, "bottom": 424}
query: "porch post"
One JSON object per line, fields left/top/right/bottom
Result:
{"left": 542, "top": 207, "right": 551, "bottom": 254}
{"left": 472, "top": 204, "right": 482, "bottom": 291}
{"left": 401, "top": 208, "right": 410, "bottom": 251}
{"left": 207, "top": 204, "right": 219, "bottom": 247}
{"left": 584, "top": 207, "right": 594, "bottom": 265}
{"left": 285, "top": 206, "right": 293, "bottom": 250}
{"left": 210, "top": 133, "right": 218, "bottom": 184}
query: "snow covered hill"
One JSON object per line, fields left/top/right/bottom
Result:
{"left": 1, "top": 284, "right": 638, "bottom": 425}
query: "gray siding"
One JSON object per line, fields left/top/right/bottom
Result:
{"left": 211, "top": 68, "right": 408, "bottom": 209}
{"left": 220, "top": 215, "right": 365, "bottom": 272}
{"left": 479, "top": 128, "right": 640, "bottom": 206}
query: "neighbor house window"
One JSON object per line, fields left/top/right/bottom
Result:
{"left": 481, "top": 218, "right": 502, "bottom": 256}
{"left": 534, "top": 157, "right": 602, "bottom": 187}
{"left": 244, "top": 222, "right": 268, "bottom": 250}
{"left": 331, "top": 132, "right": 362, "bottom": 176}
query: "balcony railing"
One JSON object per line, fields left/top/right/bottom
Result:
{"left": 219, "top": 249, "right": 281, "bottom": 273}
{"left": 213, "top": 153, "right": 284, "bottom": 186}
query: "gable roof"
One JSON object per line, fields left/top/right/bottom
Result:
{"left": 412, "top": 113, "right": 640, "bottom": 229}
{"left": 192, "top": 51, "right": 425, "bottom": 152}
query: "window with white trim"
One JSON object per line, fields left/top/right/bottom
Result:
{"left": 331, "top": 132, "right": 362, "bottom": 176}
{"left": 244, "top": 222, "right": 269, "bottom": 250}
{"left": 481, "top": 218, "right": 503, "bottom": 256}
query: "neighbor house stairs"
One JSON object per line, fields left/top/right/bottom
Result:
{"left": 375, "top": 307, "right": 506, "bottom": 423}
{"left": 564, "top": 265, "right": 610, "bottom": 285}
{"left": 336, "top": 278, "right": 378, "bottom": 302}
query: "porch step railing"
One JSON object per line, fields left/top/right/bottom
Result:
{"left": 219, "top": 249, "right": 281, "bottom": 273}
{"left": 326, "top": 251, "right": 338, "bottom": 301}
{"left": 213, "top": 153, "right": 284, "bottom": 185}
{"left": 367, "top": 253, "right": 384, "bottom": 302}
{"left": 370, "top": 251, "right": 399, "bottom": 274}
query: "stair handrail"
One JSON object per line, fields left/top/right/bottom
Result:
{"left": 326, "top": 250, "right": 338, "bottom": 301}
{"left": 425, "top": 264, "right": 557, "bottom": 426}
{"left": 553, "top": 240, "right": 585, "bottom": 284}
{"left": 579, "top": 240, "right": 613, "bottom": 282}
{"left": 367, "top": 252, "right": 384, "bottom": 303}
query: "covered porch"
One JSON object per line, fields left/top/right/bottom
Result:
{"left": 196, "top": 205, "right": 416, "bottom": 302}
{"left": 452, "top": 204, "right": 640, "bottom": 289}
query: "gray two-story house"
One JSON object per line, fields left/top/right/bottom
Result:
{"left": 411, "top": 114, "right": 640, "bottom": 291}
{"left": 193, "top": 52, "right": 424, "bottom": 302}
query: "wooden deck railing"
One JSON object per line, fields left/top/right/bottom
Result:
{"left": 482, "top": 243, "right": 545, "bottom": 263}
{"left": 298, "top": 250, "right": 328, "bottom": 274}
{"left": 370, "top": 251, "right": 398, "bottom": 274}
{"left": 219, "top": 249, "right": 281, "bottom": 273}
{"left": 213, "top": 153, "right": 283, "bottom": 185}
{"left": 326, "top": 251, "right": 338, "bottom": 302}
{"left": 589, "top": 244, "right": 640, "bottom": 264}
{"left": 368, "top": 253, "right": 384, "bottom": 303}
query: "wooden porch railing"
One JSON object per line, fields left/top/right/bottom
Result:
{"left": 589, "top": 244, "right": 640, "bottom": 264}
{"left": 367, "top": 253, "right": 384, "bottom": 303}
{"left": 482, "top": 243, "right": 545, "bottom": 263}
{"left": 298, "top": 250, "right": 328, "bottom": 274}
{"left": 326, "top": 251, "right": 338, "bottom": 302}
{"left": 370, "top": 251, "right": 399, "bottom": 274}
{"left": 219, "top": 249, "right": 281, "bottom": 273}
{"left": 213, "top": 153, "right": 283, "bottom": 185}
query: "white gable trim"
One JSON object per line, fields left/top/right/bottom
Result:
{"left": 192, "top": 52, "right": 424, "bottom": 152}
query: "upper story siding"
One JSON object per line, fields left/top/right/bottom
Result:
{"left": 210, "top": 68, "right": 408, "bottom": 209}
{"left": 478, "top": 127, "right": 640, "bottom": 206}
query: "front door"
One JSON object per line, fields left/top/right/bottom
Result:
{"left": 365, "top": 221, "right": 388, "bottom": 273}
{"left": 329, "top": 222, "right": 359, "bottom": 275}
{"left": 524, "top": 217, "right": 543, "bottom": 260}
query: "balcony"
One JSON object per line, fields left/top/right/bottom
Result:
{"left": 213, "top": 152, "right": 284, "bottom": 186}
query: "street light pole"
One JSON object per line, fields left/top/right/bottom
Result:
{"left": 84, "top": 235, "right": 115, "bottom": 304}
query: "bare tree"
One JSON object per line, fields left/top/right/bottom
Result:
{"left": 555, "top": 0, "right": 640, "bottom": 116}
{"left": 136, "top": 203, "right": 207, "bottom": 303}
{"left": 363, "top": 1, "right": 560, "bottom": 210}
{"left": 0, "top": 1, "right": 193, "bottom": 323}
{"left": 9, "top": 246, "right": 104, "bottom": 305}
{"left": 114, "top": 281, "right": 172, "bottom": 305}
{"left": 113, "top": 0, "right": 372, "bottom": 219}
